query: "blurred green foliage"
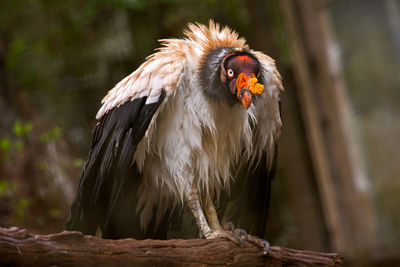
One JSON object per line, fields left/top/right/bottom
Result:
{"left": 12, "top": 198, "right": 31, "bottom": 225}
{"left": 13, "top": 120, "right": 33, "bottom": 137}
{"left": 0, "top": 120, "right": 32, "bottom": 160}
{"left": 0, "top": 179, "right": 17, "bottom": 198}
{"left": 40, "top": 126, "right": 62, "bottom": 143}
{"left": 0, "top": 118, "right": 73, "bottom": 229}
{"left": 0, "top": 139, "right": 11, "bottom": 154}
{"left": 0, "top": 178, "right": 30, "bottom": 225}
{"left": 0, "top": 119, "right": 63, "bottom": 162}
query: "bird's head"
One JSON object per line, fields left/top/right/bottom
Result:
{"left": 199, "top": 48, "right": 264, "bottom": 109}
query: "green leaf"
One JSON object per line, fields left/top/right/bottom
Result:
{"left": 12, "top": 120, "right": 33, "bottom": 137}
{"left": 40, "top": 126, "right": 63, "bottom": 143}
{"left": 13, "top": 120, "right": 23, "bottom": 136}
{"left": 0, "top": 138, "right": 11, "bottom": 152}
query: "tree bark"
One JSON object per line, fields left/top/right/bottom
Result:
{"left": 0, "top": 227, "right": 342, "bottom": 266}
{"left": 280, "top": 0, "right": 377, "bottom": 257}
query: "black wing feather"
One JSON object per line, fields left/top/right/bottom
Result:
{"left": 66, "top": 91, "right": 166, "bottom": 238}
{"left": 219, "top": 101, "right": 281, "bottom": 238}
{"left": 219, "top": 144, "right": 277, "bottom": 238}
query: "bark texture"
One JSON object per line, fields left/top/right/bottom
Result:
{"left": 0, "top": 227, "right": 342, "bottom": 266}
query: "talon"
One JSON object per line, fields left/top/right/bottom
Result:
{"left": 260, "top": 240, "right": 270, "bottom": 255}
{"left": 234, "top": 228, "right": 248, "bottom": 240}
{"left": 205, "top": 230, "right": 244, "bottom": 246}
{"left": 247, "top": 234, "right": 271, "bottom": 255}
{"left": 223, "top": 222, "right": 235, "bottom": 232}
{"left": 236, "top": 236, "right": 245, "bottom": 247}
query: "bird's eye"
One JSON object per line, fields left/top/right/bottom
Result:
{"left": 227, "top": 69, "right": 235, "bottom": 78}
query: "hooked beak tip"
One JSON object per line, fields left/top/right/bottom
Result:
{"left": 235, "top": 73, "right": 263, "bottom": 109}
{"left": 240, "top": 89, "right": 252, "bottom": 109}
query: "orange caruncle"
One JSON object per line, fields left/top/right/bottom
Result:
{"left": 236, "top": 73, "right": 265, "bottom": 99}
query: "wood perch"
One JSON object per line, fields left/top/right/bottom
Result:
{"left": 0, "top": 227, "right": 342, "bottom": 266}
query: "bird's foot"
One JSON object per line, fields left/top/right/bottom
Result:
{"left": 247, "top": 235, "right": 270, "bottom": 255}
{"left": 204, "top": 230, "right": 245, "bottom": 246}
{"left": 222, "top": 221, "right": 270, "bottom": 255}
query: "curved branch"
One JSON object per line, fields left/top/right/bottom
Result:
{"left": 0, "top": 227, "right": 342, "bottom": 266}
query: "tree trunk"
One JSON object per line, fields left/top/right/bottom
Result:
{"left": 0, "top": 227, "right": 342, "bottom": 266}
{"left": 280, "top": 0, "right": 377, "bottom": 258}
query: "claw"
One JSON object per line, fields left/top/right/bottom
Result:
{"left": 234, "top": 228, "right": 248, "bottom": 240}
{"left": 205, "top": 230, "right": 244, "bottom": 247}
{"left": 247, "top": 235, "right": 270, "bottom": 255}
{"left": 223, "top": 222, "right": 249, "bottom": 240}
{"left": 223, "top": 221, "right": 235, "bottom": 232}
{"left": 218, "top": 223, "right": 270, "bottom": 254}
{"left": 260, "top": 239, "right": 270, "bottom": 255}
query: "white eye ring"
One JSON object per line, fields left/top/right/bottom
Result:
{"left": 227, "top": 69, "right": 234, "bottom": 78}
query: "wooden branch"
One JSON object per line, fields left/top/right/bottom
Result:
{"left": 0, "top": 227, "right": 342, "bottom": 266}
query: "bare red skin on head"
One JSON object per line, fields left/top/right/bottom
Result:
{"left": 224, "top": 53, "right": 262, "bottom": 109}
{"left": 225, "top": 55, "right": 259, "bottom": 79}
{"left": 235, "top": 55, "right": 252, "bottom": 63}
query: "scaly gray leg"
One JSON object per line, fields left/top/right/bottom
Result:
{"left": 202, "top": 194, "right": 222, "bottom": 231}
{"left": 186, "top": 185, "right": 240, "bottom": 244}
{"left": 186, "top": 185, "right": 270, "bottom": 254}
{"left": 186, "top": 186, "right": 212, "bottom": 238}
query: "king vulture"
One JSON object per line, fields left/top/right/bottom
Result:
{"left": 67, "top": 20, "right": 283, "bottom": 253}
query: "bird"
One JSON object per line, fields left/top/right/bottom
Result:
{"left": 66, "top": 20, "right": 283, "bottom": 252}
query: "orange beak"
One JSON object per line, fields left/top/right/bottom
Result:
{"left": 239, "top": 89, "right": 252, "bottom": 109}
{"left": 236, "top": 73, "right": 265, "bottom": 109}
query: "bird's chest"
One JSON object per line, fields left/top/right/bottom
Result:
{"left": 166, "top": 94, "right": 248, "bottom": 183}
{"left": 133, "top": 90, "right": 252, "bottom": 215}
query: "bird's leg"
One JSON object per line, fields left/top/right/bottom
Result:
{"left": 186, "top": 185, "right": 240, "bottom": 245}
{"left": 186, "top": 186, "right": 212, "bottom": 238}
{"left": 186, "top": 186, "right": 269, "bottom": 254}
{"left": 202, "top": 194, "right": 222, "bottom": 231}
